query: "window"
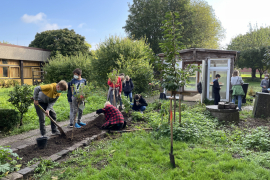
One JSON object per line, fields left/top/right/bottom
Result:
{"left": 10, "top": 67, "right": 20, "bottom": 78}
{"left": 2, "top": 60, "right": 8, "bottom": 64}
{"left": 210, "top": 59, "right": 228, "bottom": 67}
{"left": 23, "top": 67, "right": 32, "bottom": 78}
{"left": 1, "top": 67, "right": 8, "bottom": 77}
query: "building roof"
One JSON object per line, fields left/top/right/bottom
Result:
{"left": 0, "top": 43, "right": 51, "bottom": 62}
{"left": 158, "top": 48, "right": 238, "bottom": 57}
{"left": 0, "top": 43, "right": 50, "bottom": 51}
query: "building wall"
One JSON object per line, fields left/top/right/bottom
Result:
{"left": 0, "top": 43, "right": 50, "bottom": 61}
{"left": 0, "top": 44, "right": 49, "bottom": 85}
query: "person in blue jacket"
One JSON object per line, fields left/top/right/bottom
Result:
{"left": 213, "top": 74, "right": 221, "bottom": 105}
{"left": 67, "top": 68, "right": 87, "bottom": 128}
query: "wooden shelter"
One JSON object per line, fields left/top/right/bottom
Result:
{"left": 158, "top": 48, "right": 238, "bottom": 102}
{"left": 0, "top": 43, "right": 51, "bottom": 85}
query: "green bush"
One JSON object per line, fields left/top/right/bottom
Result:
{"left": 43, "top": 53, "right": 93, "bottom": 83}
{"left": 8, "top": 84, "right": 33, "bottom": 126}
{"left": 0, "top": 79, "right": 19, "bottom": 88}
{"left": 0, "top": 146, "right": 21, "bottom": 177}
{"left": 92, "top": 36, "right": 155, "bottom": 93}
{"left": 0, "top": 109, "right": 20, "bottom": 132}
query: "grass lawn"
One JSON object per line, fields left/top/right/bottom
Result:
{"left": 36, "top": 132, "right": 270, "bottom": 180}
{"left": 30, "top": 103, "right": 270, "bottom": 180}
{"left": 0, "top": 87, "right": 106, "bottom": 136}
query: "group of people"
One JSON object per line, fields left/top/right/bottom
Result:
{"left": 33, "top": 68, "right": 148, "bottom": 136}
{"left": 213, "top": 70, "right": 245, "bottom": 111}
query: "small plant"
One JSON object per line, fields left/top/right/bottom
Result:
{"left": 8, "top": 84, "right": 33, "bottom": 126}
{"left": 72, "top": 83, "right": 94, "bottom": 104}
{"left": 131, "top": 111, "right": 144, "bottom": 121}
{"left": 122, "top": 95, "right": 132, "bottom": 116}
{"left": 247, "top": 86, "right": 255, "bottom": 96}
{"left": 34, "top": 159, "right": 59, "bottom": 178}
{"left": 242, "top": 126, "right": 270, "bottom": 151}
{"left": 0, "top": 146, "right": 21, "bottom": 177}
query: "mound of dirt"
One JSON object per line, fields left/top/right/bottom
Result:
{"left": 17, "top": 115, "right": 107, "bottom": 165}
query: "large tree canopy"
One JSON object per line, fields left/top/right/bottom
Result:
{"left": 227, "top": 24, "right": 270, "bottom": 78}
{"left": 29, "top": 28, "right": 90, "bottom": 57}
{"left": 123, "top": 0, "right": 224, "bottom": 54}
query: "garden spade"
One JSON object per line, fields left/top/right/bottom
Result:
{"left": 37, "top": 104, "right": 67, "bottom": 137}
{"left": 169, "top": 97, "right": 176, "bottom": 168}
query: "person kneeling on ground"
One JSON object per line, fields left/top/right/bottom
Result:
{"left": 132, "top": 94, "right": 148, "bottom": 113}
{"left": 33, "top": 80, "right": 68, "bottom": 137}
{"left": 96, "top": 101, "right": 126, "bottom": 130}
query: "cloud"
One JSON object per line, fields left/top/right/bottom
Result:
{"left": 78, "top": 23, "right": 86, "bottom": 28}
{"left": 21, "top": 12, "right": 63, "bottom": 32}
{"left": 40, "top": 23, "right": 60, "bottom": 31}
{"left": 21, "top": 12, "right": 46, "bottom": 23}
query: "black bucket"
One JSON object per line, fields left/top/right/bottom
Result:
{"left": 36, "top": 137, "right": 48, "bottom": 149}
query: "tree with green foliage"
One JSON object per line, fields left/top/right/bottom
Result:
{"left": 159, "top": 12, "right": 199, "bottom": 95}
{"left": 92, "top": 36, "right": 154, "bottom": 93}
{"left": 228, "top": 24, "right": 270, "bottom": 78}
{"left": 8, "top": 84, "right": 33, "bottom": 126}
{"left": 43, "top": 53, "right": 92, "bottom": 83}
{"left": 29, "top": 28, "right": 90, "bottom": 57}
{"left": 123, "top": 0, "right": 224, "bottom": 54}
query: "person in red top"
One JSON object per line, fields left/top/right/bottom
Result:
{"left": 96, "top": 101, "right": 126, "bottom": 130}
{"left": 107, "top": 74, "right": 124, "bottom": 107}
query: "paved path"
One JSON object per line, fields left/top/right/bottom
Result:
{"left": 0, "top": 112, "right": 98, "bottom": 149}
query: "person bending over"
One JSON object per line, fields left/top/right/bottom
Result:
{"left": 33, "top": 80, "right": 68, "bottom": 137}
{"left": 96, "top": 101, "right": 126, "bottom": 130}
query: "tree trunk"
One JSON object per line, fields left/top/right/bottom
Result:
{"left": 252, "top": 68, "right": 256, "bottom": 79}
{"left": 20, "top": 114, "right": 23, "bottom": 127}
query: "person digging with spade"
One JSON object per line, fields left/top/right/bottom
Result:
{"left": 96, "top": 101, "right": 126, "bottom": 130}
{"left": 33, "top": 80, "right": 68, "bottom": 137}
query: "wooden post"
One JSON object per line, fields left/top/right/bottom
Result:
{"left": 174, "top": 93, "right": 176, "bottom": 122}
{"left": 113, "top": 85, "right": 116, "bottom": 107}
{"left": 179, "top": 97, "right": 181, "bottom": 124}
{"left": 71, "top": 102, "right": 79, "bottom": 140}
{"left": 20, "top": 60, "right": 24, "bottom": 85}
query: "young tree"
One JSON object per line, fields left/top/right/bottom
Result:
{"left": 123, "top": 0, "right": 224, "bottom": 54}
{"left": 159, "top": 11, "right": 200, "bottom": 168}
{"left": 8, "top": 84, "right": 33, "bottom": 126}
{"left": 29, "top": 28, "right": 90, "bottom": 57}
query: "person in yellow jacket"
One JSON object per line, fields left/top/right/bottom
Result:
{"left": 33, "top": 80, "right": 68, "bottom": 136}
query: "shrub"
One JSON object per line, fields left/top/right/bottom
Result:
{"left": 92, "top": 36, "right": 155, "bottom": 93}
{"left": 8, "top": 84, "right": 34, "bottom": 126}
{"left": 0, "top": 109, "right": 20, "bottom": 132}
{"left": 0, "top": 146, "right": 21, "bottom": 177}
{"left": 0, "top": 79, "right": 19, "bottom": 88}
{"left": 43, "top": 53, "right": 93, "bottom": 83}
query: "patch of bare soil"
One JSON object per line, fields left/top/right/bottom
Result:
{"left": 238, "top": 118, "right": 270, "bottom": 129}
{"left": 16, "top": 112, "right": 148, "bottom": 166}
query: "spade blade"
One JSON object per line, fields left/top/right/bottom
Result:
{"left": 169, "top": 153, "right": 176, "bottom": 168}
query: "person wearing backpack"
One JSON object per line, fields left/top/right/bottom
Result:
{"left": 68, "top": 68, "right": 87, "bottom": 128}
{"left": 122, "top": 75, "right": 134, "bottom": 102}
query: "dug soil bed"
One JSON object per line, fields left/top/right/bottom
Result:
{"left": 238, "top": 117, "right": 270, "bottom": 129}
{"left": 16, "top": 112, "right": 142, "bottom": 166}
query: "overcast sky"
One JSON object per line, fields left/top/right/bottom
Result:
{"left": 0, "top": 0, "right": 269, "bottom": 50}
